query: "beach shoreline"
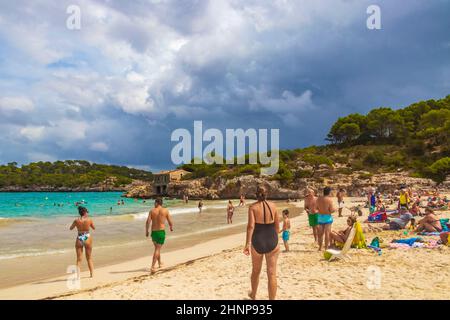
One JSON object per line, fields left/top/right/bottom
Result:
{"left": 1, "top": 197, "right": 449, "bottom": 300}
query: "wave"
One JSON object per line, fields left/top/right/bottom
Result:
{"left": 0, "top": 248, "right": 69, "bottom": 261}
{"left": 128, "top": 204, "right": 229, "bottom": 220}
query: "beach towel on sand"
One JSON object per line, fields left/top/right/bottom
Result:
{"left": 352, "top": 222, "right": 367, "bottom": 249}
{"left": 336, "top": 222, "right": 367, "bottom": 249}
{"left": 368, "top": 211, "right": 388, "bottom": 223}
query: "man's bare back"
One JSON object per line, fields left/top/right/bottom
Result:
{"left": 149, "top": 206, "right": 171, "bottom": 231}
{"left": 315, "top": 196, "right": 335, "bottom": 215}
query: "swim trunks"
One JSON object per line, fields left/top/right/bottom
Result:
{"left": 338, "top": 201, "right": 344, "bottom": 209}
{"left": 282, "top": 230, "right": 290, "bottom": 242}
{"left": 318, "top": 214, "right": 333, "bottom": 225}
{"left": 151, "top": 230, "right": 166, "bottom": 245}
{"left": 308, "top": 213, "right": 319, "bottom": 227}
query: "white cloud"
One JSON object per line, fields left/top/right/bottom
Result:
{"left": 0, "top": 96, "right": 34, "bottom": 113}
{"left": 89, "top": 141, "right": 109, "bottom": 152}
{"left": 19, "top": 126, "right": 45, "bottom": 141}
{"left": 27, "top": 152, "right": 57, "bottom": 163}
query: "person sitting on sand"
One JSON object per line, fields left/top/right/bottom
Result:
{"left": 227, "top": 200, "right": 234, "bottom": 224}
{"left": 145, "top": 198, "right": 174, "bottom": 274}
{"left": 70, "top": 206, "right": 95, "bottom": 278}
{"left": 416, "top": 208, "right": 442, "bottom": 233}
{"left": 244, "top": 185, "right": 280, "bottom": 300}
{"left": 315, "top": 187, "right": 336, "bottom": 251}
{"left": 376, "top": 196, "right": 386, "bottom": 212}
{"left": 382, "top": 208, "right": 413, "bottom": 230}
{"left": 410, "top": 202, "right": 421, "bottom": 216}
{"left": 304, "top": 188, "right": 319, "bottom": 243}
{"left": 330, "top": 216, "right": 357, "bottom": 247}
{"left": 280, "top": 209, "right": 291, "bottom": 252}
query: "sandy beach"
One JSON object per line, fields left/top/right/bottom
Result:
{"left": 1, "top": 196, "right": 448, "bottom": 300}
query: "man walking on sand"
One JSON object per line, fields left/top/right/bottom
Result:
{"left": 146, "top": 198, "right": 174, "bottom": 274}
{"left": 315, "top": 187, "right": 336, "bottom": 251}
{"left": 304, "top": 188, "right": 319, "bottom": 243}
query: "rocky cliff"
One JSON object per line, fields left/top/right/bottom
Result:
{"left": 124, "top": 171, "right": 444, "bottom": 200}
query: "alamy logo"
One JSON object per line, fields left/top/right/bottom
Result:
{"left": 171, "top": 121, "right": 280, "bottom": 176}
{"left": 367, "top": 5, "right": 382, "bottom": 30}
{"left": 66, "top": 5, "right": 81, "bottom": 30}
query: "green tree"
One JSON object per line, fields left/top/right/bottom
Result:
{"left": 428, "top": 157, "right": 450, "bottom": 184}
{"left": 303, "top": 154, "right": 333, "bottom": 177}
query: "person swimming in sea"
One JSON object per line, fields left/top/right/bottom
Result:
{"left": 145, "top": 198, "right": 174, "bottom": 274}
{"left": 69, "top": 206, "right": 95, "bottom": 278}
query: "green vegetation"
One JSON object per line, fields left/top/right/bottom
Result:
{"left": 0, "top": 160, "right": 153, "bottom": 189}
{"left": 179, "top": 95, "right": 450, "bottom": 184}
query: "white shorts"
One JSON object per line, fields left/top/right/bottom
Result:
{"left": 338, "top": 201, "right": 344, "bottom": 209}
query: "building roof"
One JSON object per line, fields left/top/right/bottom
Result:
{"left": 154, "top": 169, "right": 190, "bottom": 175}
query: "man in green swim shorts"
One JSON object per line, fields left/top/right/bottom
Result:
{"left": 146, "top": 198, "right": 174, "bottom": 274}
{"left": 304, "top": 188, "right": 319, "bottom": 243}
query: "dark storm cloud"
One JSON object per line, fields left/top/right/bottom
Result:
{"left": 0, "top": 0, "right": 448, "bottom": 170}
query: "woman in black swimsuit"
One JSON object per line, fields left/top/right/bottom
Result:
{"left": 244, "top": 185, "right": 280, "bottom": 300}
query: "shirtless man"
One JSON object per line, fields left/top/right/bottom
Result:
{"left": 239, "top": 194, "right": 246, "bottom": 207}
{"left": 70, "top": 206, "right": 95, "bottom": 278}
{"left": 145, "top": 198, "right": 174, "bottom": 274}
{"left": 337, "top": 188, "right": 345, "bottom": 217}
{"left": 304, "top": 188, "right": 319, "bottom": 243}
{"left": 315, "top": 187, "right": 336, "bottom": 251}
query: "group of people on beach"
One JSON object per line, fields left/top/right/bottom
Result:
{"left": 69, "top": 184, "right": 448, "bottom": 300}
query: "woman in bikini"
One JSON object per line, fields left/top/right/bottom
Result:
{"left": 416, "top": 208, "right": 442, "bottom": 232}
{"left": 227, "top": 200, "right": 234, "bottom": 224}
{"left": 70, "top": 206, "right": 95, "bottom": 278}
{"left": 330, "top": 216, "right": 356, "bottom": 247}
{"left": 243, "top": 185, "right": 280, "bottom": 300}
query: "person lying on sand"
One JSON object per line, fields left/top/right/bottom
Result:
{"left": 416, "top": 208, "right": 442, "bottom": 233}
{"left": 382, "top": 208, "right": 413, "bottom": 231}
{"left": 146, "top": 198, "right": 174, "bottom": 274}
{"left": 70, "top": 206, "right": 95, "bottom": 278}
{"left": 330, "top": 216, "right": 356, "bottom": 247}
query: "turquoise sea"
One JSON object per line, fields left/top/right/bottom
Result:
{"left": 0, "top": 192, "right": 178, "bottom": 219}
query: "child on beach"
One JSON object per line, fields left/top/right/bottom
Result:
{"left": 281, "top": 209, "right": 291, "bottom": 252}
{"left": 69, "top": 206, "right": 95, "bottom": 278}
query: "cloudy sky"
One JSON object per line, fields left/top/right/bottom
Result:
{"left": 0, "top": 0, "right": 449, "bottom": 171}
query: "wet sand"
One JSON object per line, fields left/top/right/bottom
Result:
{"left": 0, "top": 200, "right": 300, "bottom": 291}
